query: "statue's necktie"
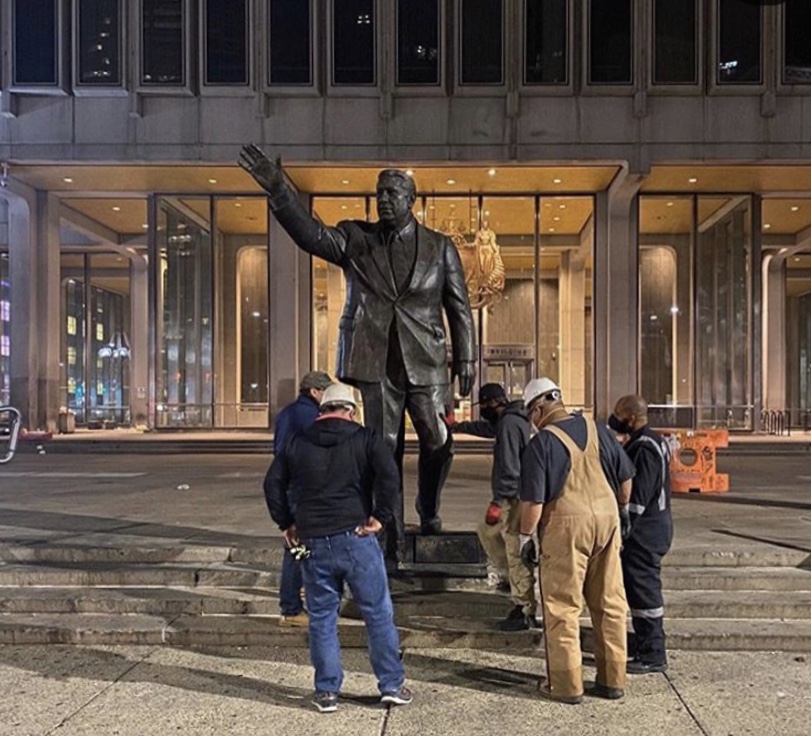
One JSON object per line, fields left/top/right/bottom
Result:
{"left": 388, "top": 232, "right": 415, "bottom": 293}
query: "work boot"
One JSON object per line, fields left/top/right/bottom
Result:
{"left": 419, "top": 517, "right": 442, "bottom": 534}
{"left": 589, "top": 682, "right": 625, "bottom": 700}
{"left": 498, "top": 605, "right": 538, "bottom": 631}
{"left": 627, "top": 658, "right": 668, "bottom": 675}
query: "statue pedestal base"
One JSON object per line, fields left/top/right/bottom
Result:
{"left": 402, "top": 528, "right": 484, "bottom": 565}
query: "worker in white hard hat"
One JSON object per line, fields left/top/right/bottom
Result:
{"left": 518, "top": 377, "right": 635, "bottom": 704}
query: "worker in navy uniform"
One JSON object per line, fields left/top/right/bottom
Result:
{"left": 240, "top": 145, "right": 476, "bottom": 561}
{"left": 609, "top": 394, "right": 673, "bottom": 674}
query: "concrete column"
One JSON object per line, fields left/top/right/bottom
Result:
{"left": 268, "top": 194, "right": 312, "bottom": 425}
{"left": 558, "top": 251, "right": 586, "bottom": 407}
{"left": 35, "top": 192, "right": 62, "bottom": 432}
{"left": 4, "top": 187, "right": 37, "bottom": 428}
{"left": 130, "top": 255, "right": 149, "bottom": 427}
{"left": 593, "top": 172, "right": 644, "bottom": 419}
{"left": 762, "top": 253, "right": 786, "bottom": 410}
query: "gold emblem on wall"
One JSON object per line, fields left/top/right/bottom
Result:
{"left": 442, "top": 219, "right": 506, "bottom": 309}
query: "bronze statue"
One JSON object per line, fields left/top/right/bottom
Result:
{"left": 239, "top": 145, "right": 476, "bottom": 560}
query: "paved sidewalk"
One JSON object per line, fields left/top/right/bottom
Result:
{"left": 0, "top": 645, "right": 808, "bottom": 736}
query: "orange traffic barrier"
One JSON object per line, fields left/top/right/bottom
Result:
{"left": 659, "top": 428, "right": 729, "bottom": 493}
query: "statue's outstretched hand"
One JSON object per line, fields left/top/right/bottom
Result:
{"left": 239, "top": 143, "right": 284, "bottom": 192}
{"left": 453, "top": 359, "right": 476, "bottom": 397}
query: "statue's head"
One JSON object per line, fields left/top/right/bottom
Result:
{"left": 376, "top": 169, "right": 417, "bottom": 229}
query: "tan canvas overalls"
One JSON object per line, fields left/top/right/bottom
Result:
{"left": 539, "top": 418, "right": 628, "bottom": 698}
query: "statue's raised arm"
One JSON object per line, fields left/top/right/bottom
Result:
{"left": 239, "top": 144, "right": 285, "bottom": 195}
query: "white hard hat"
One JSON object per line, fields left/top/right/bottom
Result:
{"left": 320, "top": 382, "right": 357, "bottom": 410}
{"left": 523, "top": 377, "right": 562, "bottom": 409}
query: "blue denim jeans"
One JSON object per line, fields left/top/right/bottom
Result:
{"left": 279, "top": 546, "right": 304, "bottom": 616}
{"left": 300, "top": 530, "right": 404, "bottom": 694}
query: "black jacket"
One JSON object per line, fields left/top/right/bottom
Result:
{"left": 623, "top": 425, "right": 673, "bottom": 553}
{"left": 453, "top": 401, "right": 530, "bottom": 501}
{"left": 266, "top": 182, "right": 476, "bottom": 386}
{"left": 264, "top": 417, "right": 400, "bottom": 538}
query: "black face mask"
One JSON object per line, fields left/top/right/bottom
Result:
{"left": 481, "top": 407, "right": 499, "bottom": 425}
{"left": 608, "top": 414, "right": 633, "bottom": 435}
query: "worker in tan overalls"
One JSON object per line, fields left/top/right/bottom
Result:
{"left": 518, "top": 378, "right": 635, "bottom": 704}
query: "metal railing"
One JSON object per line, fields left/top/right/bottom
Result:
{"left": 0, "top": 406, "right": 21, "bottom": 464}
{"left": 761, "top": 409, "right": 791, "bottom": 436}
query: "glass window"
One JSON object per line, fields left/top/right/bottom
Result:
{"left": 653, "top": 0, "right": 697, "bottom": 84}
{"left": 213, "top": 197, "right": 269, "bottom": 428}
{"left": 13, "top": 0, "right": 58, "bottom": 86}
{"left": 696, "top": 196, "right": 753, "bottom": 428}
{"left": 638, "top": 196, "right": 695, "bottom": 427}
{"left": 77, "top": 0, "right": 121, "bottom": 85}
{"left": 718, "top": 0, "right": 761, "bottom": 84}
{"left": 333, "top": 0, "right": 376, "bottom": 85}
{"left": 397, "top": 0, "right": 440, "bottom": 85}
{"left": 155, "top": 199, "right": 214, "bottom": 428}
{"left": 268, "top": 0, "right": 312, "bottom": 85}
{"left": 204, "top": 0, "right": 249, "bottom": 86}
{"left": 460, "top": 0, "right": 503, "bottom": 85}
{"left": 784, "top": 0, "right": 811, "bottom": 84}
{"left": 524, "top": 0, "right": 567, "bottom": 85}
{"left": 588, "top": 0, "right": 632, "bottom": 84}
{"left": 141, "top": 0, "right": 185, "bottom": 86}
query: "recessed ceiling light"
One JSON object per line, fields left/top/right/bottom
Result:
{"left": 63, "top": 177, "right": 73, "bottom": 183}
{"left": 208, "top": 178, "right": 218, "bottom": 184}
{"left": 559, "top": 204, "right": 566, "bottom": 209}
{"left": 446, "top": 179, "right": 456, "bottom": 185}
{"left": 487, "top": 168, "right": 496, "bottom": 176}
{"left": 791, "top": 205, "right": 800, "bottom": 212}
{"left": 548, "top": 227, "right": 556, "bottom": 232}
{"left": 667, "top": 202, "right": 674, "bottom": 207}
{"left": 141, "top": 224, "right": 149, "bottom": 229}
{"left": 405, "top": 169, "right": 414, "bottom": 176}
{"left": 112, "top": 206, "right": 121, "bottom": 212}
{"left": 234, "top": 202, "right": 242, "bottom": 208}
{"left": 449, "top": 203, "right": 456, "bottom": 209}
{"left": 552, "top": 178, "right": 562, "bottom": 184}
{"left": 429, "top": 205, "right": 435, "bottom": 210}
{"left": 484, "top": 210, "right": 490, "bottom": 216}
{"left": 340, "top": 205, "right": 348, "bottom": 210}
{"left": 553, "top": 216, "right": 560, "bottom": 221}
{"left": 764, "top": 223, "right": 772, "bottom": 229}
{"left": 794, "top": 257, "right": 801, "bottom": 262}
{"left": 544, "top": 203, "right": 552, "bottom": 208}
{"left": 341, "top": 179, "right": 350, "bottom": 185}
{"left": 688, "top": 177, "right": 698, "bottom": 183}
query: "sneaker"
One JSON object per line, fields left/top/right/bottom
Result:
{"left": 279, "top": 611, "right": 309, "bottom": 627}
{"left": 627, "top": 658, "right": 668, "bottom": 675}
{"left": 589, "top": 682, "right": 625, "bottom": 700}
{"left": 380, "top": 685, "right": 414, "bottom": 706}
{"left": 498, "top": 605, "right": 538, "bottom": 632}
{"left": 312, "top": 691, "right": 338, "bottom": 713}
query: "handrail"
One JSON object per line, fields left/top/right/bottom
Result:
{"left": 0, "top": 406, "right": 21, "bottom": 464}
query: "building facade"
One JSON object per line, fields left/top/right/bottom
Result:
{"left": 1, "top": 0, "right": 810, "bottom": 433}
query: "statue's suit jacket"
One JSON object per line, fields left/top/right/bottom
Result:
{"left": 269, "top": 184, "right": 476, "bottom": 387}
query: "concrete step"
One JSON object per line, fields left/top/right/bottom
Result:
{"left": 381, "top": 589, "right": 811, "bottom": 621}
{"left": 4, "top": 542, "right": 808, "bottom": 569}
{"left": 0, "top": 545, "right": 235, "bottom": 565}
{"left": 0, "top": 612, "right": 809, "bottom": 651}
{"left": 662, "top": 566, "right": 811, "bottom": 591}
{"left": 0, "top": 586, "right": 280, "bottom": 615}
{"left": 4, "top": 583, "right": 811, "bottom": 624}
{"left": 2, "top": 561, "right": 809, "bottom": 594}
